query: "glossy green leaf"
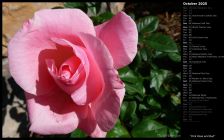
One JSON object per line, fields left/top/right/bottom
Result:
{"left": 91, "top": 12, "right": 113, "bottom": 25}
{"left": 158, "top": 86, "right": 168, "bottom": 97}
{"left": 118, "top": 67, "right": 139, "bottom": 83}
{"left": 146, "top": 112, "right": 162, "bottom": 120}
{"left": 86, "top": 3, "right": 97, "bottom": 16}
{"left": 145, "top": 33, "right": 178, "bottom": 53}
{"left": 137, "top": 16, "right": 159, "bottom": 33}
{"left": 131, "top": 118, "right": 168, "bottom": 137}
{"left": 176, "top": 73, "right": 181, "bottom": 80}
{"left": 120, "top": 101, "right": 137, "bottom": 121}
{"left": 98, "top": 12, "right": 113, "bottom": 20}
{"left": 171, "top": 93, "right": 181, "bottom": 106}
{"left": 140, "top": 47, "right": 148, "bottom": 61}
{"left": 107, "top": 120, "right": 130, "bottom": 138}
{"left": 154, "top": 50, "right": 165, "bottom": 58}
{"left": 129, "top": 114, "right": 140, "bottom": 127}
{"left": 134, "top": 94, "right": 144, "bottom": 102}
{"left": 120, "top": 102, "right": 128, "bottom": 121}
{"left": 64, "top": 2, "right": 86, "bottom": 9}
{"left": 147, "top": 97, "right": 161, "bottom": 109}
{"left": 168, "top": 128, "right": 180, "bottom": 138}
{"left": 168, "top": 52, "right": 181, "bottom": 62}
{"left": 129, "top": 51, "right": 142, "bottom": 71}
{"left": 86, "top": 2, "right": 103, "bottom": 17}
{"left": 70, "top": 129, "right": 87, "bottom": 138}
{"left": 150, "top": 69, "right": 169, "bottom": 93}
{"left": 139, "top": 104, "right": 148, "bottom": 112}
{"left": 138, "top": 33, "right": 146, "bottom": 45}
{"left": 125, "top": 82, "right": 145, "bottom": 96}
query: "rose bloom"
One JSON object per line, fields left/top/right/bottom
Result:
{"left": 8, "top": 9, "right": 137, "bottom": 137}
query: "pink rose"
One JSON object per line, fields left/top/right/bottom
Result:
{"left": 8, "top": 9, "right": 137, "bottom": 137}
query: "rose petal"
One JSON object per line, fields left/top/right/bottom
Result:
{"left": 78, "top": 106, "right": 107, "bottom": 138}
{"left": 78, "top": 33, "right": 125, "bottom": 131}
{"left": 90, "top": 125, "right": 107, "bottom": 138}
{"left": 95, "top": 11, "right": 138, "bottom": 69}
{"left": 8, "top": 9, "right": 95, "bottom": 96}
{"left": 78, "top": 106, "right": 97, "bottom": 136}
{"left": 50, "top": 38, "right": 104, "bottom": 106}
{"left": 31, "top": 9, "right": 96, "bottom": 43}
{"left": 25, "top": 87, "right": 88, "bottom": 135}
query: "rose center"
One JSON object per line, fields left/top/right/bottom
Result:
{"left": 60, "top": 65, "right": 71, "bottom": 81}
{"left": 46, "top": 55, "right": 84, "bottom": 86}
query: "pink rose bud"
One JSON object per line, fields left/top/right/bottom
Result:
{"left": 8, "top": 9, "right": 138, "bottom": 137}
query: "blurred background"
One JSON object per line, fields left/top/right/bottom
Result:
{"left": 2, "top": 2, "right": 181, "bottom": 138}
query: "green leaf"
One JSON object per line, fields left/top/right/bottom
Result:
{"left": 86, "top": 2, "right": 97, "bottom": 16}
{"left": 120, "top": 101, "right": 137, "bottom": 121}
{"left": 176, "top": 73, "right": 181, "bottom": 80}
{"left": 64, "top": 2, "right": 86, "bottom": 9}
{"left": 125, "top": 82, "right": 145, "bottom": 96}
{"left": 138, "top": 104, "right": 161, "bottom": 119}
{"left": 107, "top": 120, "right": 130, "bottom": 138}
{"left": 131, "top": 118, "right": 168, "bottom": 137}
{"left": 171, "top": 93, "right": 181, "bottom": 106}
{"left": 70, "top": 129, "right": 87, "bottom": 138}
{"left": 91, "top": 12, "right": 113, "bottom": 25}
{"left": 139, "top": 104, "right": 148, "bottom": 112}
{"left": 154, "top": 50, "right": 165, "bottom": 58}
{"left": 147, "top": 97, "right": 161, "bottom": 109}
{"left": 129, "top": 114, "right": 140, "bottom": 127}
{"left": 138, "top": 34, "right": 145, "bottom": 44}
{"left": 145, "top": 33, "right": 178, "bottom": 53}
{"left": 146, "top": 112, "right": 162, "bottom": 120}
{"left": 168, "top": 52, "right": 181, "bottom": 62}
{"left": 134, "top": 94, "right": 144, "bottom": 102}
{"left": 98, "top": 12, "right": 113, "bottom": 20}
{"left": 168, "top": 128, "right": 180, "bottom": 137}
{"left": 140, "top": 47, "right": 148, "bottom": 61}
{"left": 157, "top": 86, "right": 168, "bottom": 97}
{"left": 129, "top": 51, "right": 142, "bottom": 71}
{"left": 86, "top": 2, "right": 102, "bottom": 17}
{"left": 118, "top": 67, "right": 139, "bottom": 83}
{"left": 150, "top": 69, "right": 169, "bottom": 93}
{"left": 120, "top": 102, "right": 128, "bottom": 121}
{"left": 137, "top": 16, "right": 159, "bottom": 33}
{"left": 87, "top": 2, "right": 101, "bottom": 15}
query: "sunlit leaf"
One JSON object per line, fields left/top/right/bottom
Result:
{"left": 145, "top": 33, "right": 178, "bottom": 53}
{"left": 137, "top": 16, "right": 159, "bottom": 33}
{"left": 147, "top": 96, "right": 161, "bottom": 109}
{"left": 168, "top": 128, "right": 180, "bottom": 138}
{"left": 140, "top": 47, "right": 148, "bottom": 61}
{"left": 118, "top": 67, "right": 139, "bottom": 83}
{"left": 107, "top": 120, "right": 130, "bottom": 138}
{"left": 168, "top": 52, "right": 181, "bottom": 62}
{"left": 131, "top": 118, "right": 168, "bottom": 137}
{"left": 125, "top": 82, "right": 145, "bottom": 96}
{"left": 86, "top": 2, "right": 102, "bottom": 17}
{"left": 150, "top": 69, "right": 169, "bottom": 93}
{"left": 171, "top": 93, "right": 181, "bottom": 106}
